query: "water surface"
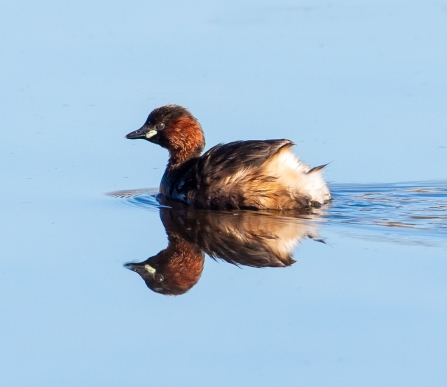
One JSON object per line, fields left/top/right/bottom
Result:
{"left": 112, "top": 180, "right": 447, "bottom": 247}
{"left": 2, "top": 0, "right": 447, "bottom": 386}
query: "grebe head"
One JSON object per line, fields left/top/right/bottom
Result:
{"left": 126, "top": 104, "right": 205, "bottom": 165}
{"left": 124, "top": 238, "right": 205, "bottom": 296}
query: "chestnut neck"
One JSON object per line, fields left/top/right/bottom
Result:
{"left": 164, "top": 116, "right": 205, "bottom": 167}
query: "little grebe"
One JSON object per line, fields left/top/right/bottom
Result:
{"left": 126, "top": 104, "right": 331, "bottom": 210}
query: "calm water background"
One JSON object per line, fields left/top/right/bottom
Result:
{"left": 1, "top": 1, "right": 447, "bottom": 386}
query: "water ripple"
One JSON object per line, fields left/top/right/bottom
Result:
{"left": 328, "top": 181, "right": 447, "bottom": 229}
{"left": 107, "top": 181, "right": 447, "bottom": 245}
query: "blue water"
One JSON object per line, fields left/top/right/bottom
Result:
{"left": 111, "top": 181, "right": 447, "bottom": 246}
{"left": 105, "top": 181, "right": 447, "bottom": 386}
{"left": 2, "top": 0, "right": 447, "bottom": 386}
{"left": 329, "top": 181, "right": 447, "bottom": 244}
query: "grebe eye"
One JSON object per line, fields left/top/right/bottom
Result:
{"left": 156, "top": 122, "right": 165, "bottom": 130}
{"left": 154, "top": 273, "right": 164, "bottom": 283}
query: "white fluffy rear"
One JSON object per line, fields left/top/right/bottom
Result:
{"left": 262, "top": 146, "right": 331, "bottom": 204}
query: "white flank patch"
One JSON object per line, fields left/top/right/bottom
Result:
{"left": 264, "top": 148, "right": 331, "bottom": 203}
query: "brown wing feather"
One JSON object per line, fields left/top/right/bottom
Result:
{"left": 167, "top": 139, "right": 327, "bottom": 210}
{"left": 164, "top": 140, "right": 292, "bottom": 199}
{"left": 176, "top": 140, "right": 310, "bottom": 209}
{"left": 197, "top": 139, "right": 294, "bottom": 185}
{"left": 307, "top": 163, "right": 329, "bottom": 174}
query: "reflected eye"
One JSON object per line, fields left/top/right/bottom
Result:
{"left": 154, "top": 274, "right": 164, "bottom": 283}
{"left": 156, "top": 122, "right": 165, "bottom": 130}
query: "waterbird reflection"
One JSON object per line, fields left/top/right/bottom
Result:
{"left": 123, "top": 199, "right": 325, "bottom": 296}
{"left": 109, "top": 181, "right": 447, "bottom": 295}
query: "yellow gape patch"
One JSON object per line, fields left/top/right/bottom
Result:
{"left": 144, "top": 264, "right": 156, "bottom": 274}
{"left": 145, "top": 130, "right": 157, "bottom": 139}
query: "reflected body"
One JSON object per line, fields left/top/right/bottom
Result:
{"left": 125, "top": 199, "right": 324, "bottom": 295}
{"left": 126, "top": 105, "right": 331, "bottom": 210}
{"left": 118, "top": 180, "right": 447, "bottom": 296}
